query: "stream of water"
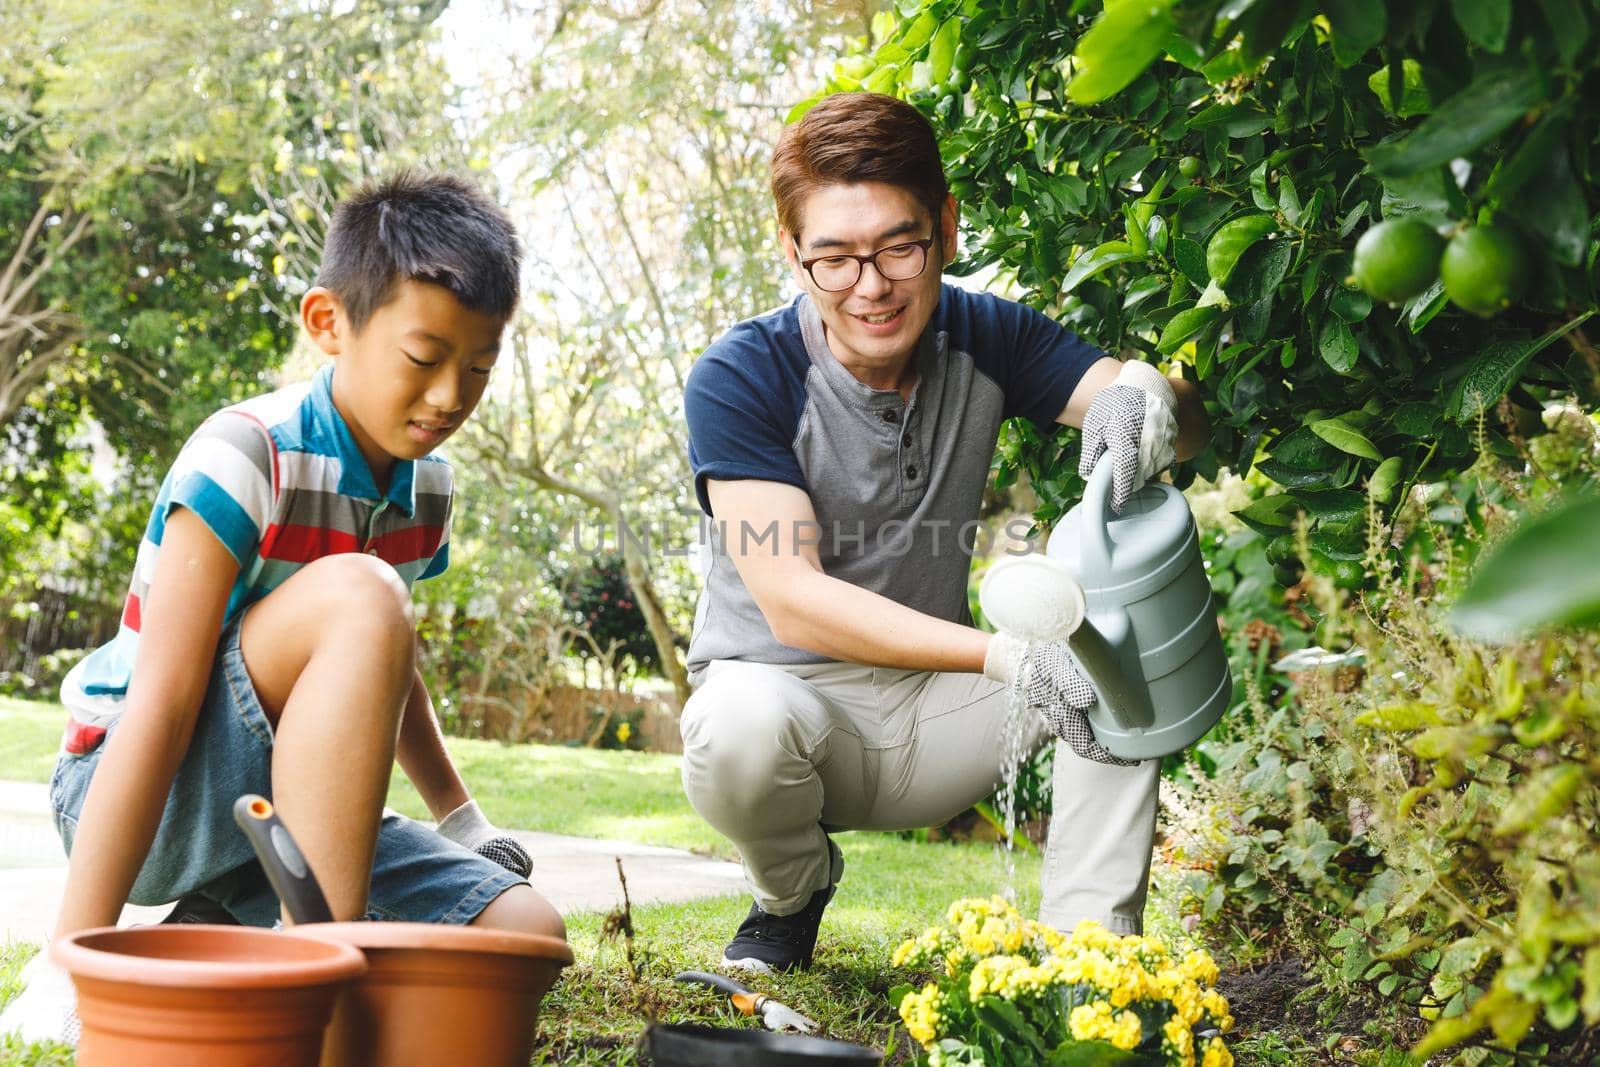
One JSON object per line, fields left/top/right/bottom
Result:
{"left": 992, "top": 640, "right": 1039, "bottom": 899}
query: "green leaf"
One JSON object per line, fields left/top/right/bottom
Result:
{"left": 1317, "top": 317, "right": 1359, "bottom": 374}
{"left": 1324, "top": 0, "right": 1386, "bottom": 64}
{"left": 1447, "top": 312, "right": 1596, "bottom": 421}
{"left": 1450, "top": 0, "right": 1512, "bottom": 52}
{"left": 1310, "top": 417, "right": 1382, "bottom": 460}
{"left": 1060, "top": 240, "right": 1142, "bottom": 296}
{"left": 1450, "top": 493, "right": 1600, "bottom": 640}
{"left": 1224, "top": 239, "right": 1292, "bottom": 305}
{"left": 1367, "top": 60, "right": 1431, "bottom": 116}
{"left": 1494, "top": 763, "right": 1587, "bottom": 836}
{"left": 928, "top": 18, "right": 960, "bottom": 82}
{"left": 1205, "top": 213, "right": 1277, "bottom": 284}
{"left": 1236, "top": 493, "right": 1300, "bottom": 533}
{"left": 888, "top": 983, "right": 916, "bottom": 1007}
{"left": 899, "top": 10, "right": 939, "bottom": 50}
{"left": 1364, "top": 67, "right": 1544, "bottom": 178}
{"left": 1067, "top": 0, "right": 1178, "bottom": 104}
{"left": 1156, "top": 305, "right": 1221, "bottom": 354}
{"left": 1044, "top": 1040, "right": 1156, "bottom": 1066}
{"left": 1367, "top": 456, "right": 1401, "bottom": 502}
{"left": 1171, "top": 237, "right": 1208, "bottom": 289}
{"left": 1513, "top": 145, "right": 1589, "bottom": 267}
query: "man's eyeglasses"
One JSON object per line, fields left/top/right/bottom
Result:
{"left": 798, "top": 237, "right": 934, "bottom": 293}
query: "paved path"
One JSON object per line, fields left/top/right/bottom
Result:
{"left": 0, "top": 780, "right": 745, "bottom": 944}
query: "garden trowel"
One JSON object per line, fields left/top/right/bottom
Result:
{"left": 674, "top": 970, "right": 820, "bottom": 1034}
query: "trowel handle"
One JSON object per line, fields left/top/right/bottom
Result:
{"left": 232, "top": 794, "right": 334, "bottom": 925}
{"left": 1081, "top": 454, "right": 1117, "bottom": 574}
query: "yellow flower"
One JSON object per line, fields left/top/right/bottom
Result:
{"left": 1164, "top": 1014, "right": 1196, "bottom": 1066}
{"left": 1068, "top": 1000, "right": 1118, "bottom": 1043}
{"left": 1201, "top": 1036, "right": 1234, "bottom": 1067}
{"left": 898, "top": 984, "right": 945, "bottom": 1047}
{"left": 1200, "top": 989, "right": 1234, "bottom": 1032}
{"left": 1180, "top": 949, "right": 1222, "bottom": 987}
{"left": 1109, "top": 1008, "right": 1143, "bottom": 1050}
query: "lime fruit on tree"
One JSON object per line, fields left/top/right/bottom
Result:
{"left": 1439, "top": 224, "right": 1529, "bottom": 317}
{"left": 1350, "top": 218, "right": 1444, "bottom": 304}
{"left": 1177, "top": 155, "right": 1201, "bottom": 179}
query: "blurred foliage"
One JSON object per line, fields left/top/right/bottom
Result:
{"left": 1, "top": 0, "right": 458, "bottom": 626}
{"left": 803, "top": 0, "right": 1600, "bottom": 574}
{"left": 1168, "top": 446, "right": 1600, "bottom": 1062}
{"left": 564, "top": 554, "right": 662, "bottom": 675}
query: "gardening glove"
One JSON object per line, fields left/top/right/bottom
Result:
{"left": 436, "top": 799, "right": 534, "bottom": 879}
{"left": 0, "top": 949, "right": 80, "bottom": 1049}
{"left": 1078, "top": 360, "right": 1179, "bottom": 513}
{"left": 984, "top": 633, "right": 1137, "bottom": 767}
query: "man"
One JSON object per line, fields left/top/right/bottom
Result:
{"left": 681, "top": 92, "right": 1208, "bottom": 974}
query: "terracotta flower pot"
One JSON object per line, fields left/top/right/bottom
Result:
{"left": 52, "top": 924, "right": 368, "bottom": 1067}
{"left": 302, "top": 922, "right": 573, "bottom": 1067}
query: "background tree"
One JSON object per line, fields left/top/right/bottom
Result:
{"left": 453, "top": 0, "right": 859, "bottom": 705}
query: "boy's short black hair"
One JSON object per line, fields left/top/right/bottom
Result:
{"left": 316, "top": 170, "right": 521, "bottom": 332}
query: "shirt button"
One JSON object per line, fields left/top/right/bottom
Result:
{"left": 902, "top": 432, "right": 912, "bottom": 447}
{"left": 906, "top": 465, "right": 919, "bottom": 480}
{"left": 881, "top": 408, "right": 899, "bottom": 423}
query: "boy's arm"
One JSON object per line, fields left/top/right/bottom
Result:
{"left": 398, "top": 668, "right": 533, "bottom": 877}
{"left": 53, "top": 507, "right": 239, "bottom": 937}
{"left": 395, "top": 669, "right": 470, "bottom": 820}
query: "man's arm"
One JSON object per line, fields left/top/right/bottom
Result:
{"left": 1057, "top": 356, "right": 1210, "bottom": 461}
{"left": 395, "top": 669, "right": 470, "bottom": 820}
{"left": 707, "top": 478, "right": 992, "bottom": 673}
{"left": 53, "top": 507, "right": 238, "bottom": 936}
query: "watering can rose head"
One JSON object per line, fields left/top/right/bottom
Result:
{"left": 891, "top": 896, "right": 1233, "bottom": 1067}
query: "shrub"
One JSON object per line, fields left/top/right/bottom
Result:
{"left": 1169, "top": 466, "right": 1600, "bottom": 1062}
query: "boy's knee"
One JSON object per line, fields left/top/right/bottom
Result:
{"left": 471, "top": 884, "right": 567, "bottom": 942}
{"left": 301, "top": 553, "right": 416, "bottom": 635}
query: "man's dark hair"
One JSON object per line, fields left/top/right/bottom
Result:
{"left": 771, "top": 92, "right": 949, "bottom": 239}
{"left": 316, "top": 170, "right": 521, "bottom": 331}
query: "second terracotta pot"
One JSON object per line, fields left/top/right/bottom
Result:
{"left": 52, "top": 924, "right": 367, "bottom": 1067}
{"left": 303, "top": 922, "right": 574, "bottom": 1067}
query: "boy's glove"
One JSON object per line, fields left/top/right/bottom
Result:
{"left": 436, "top": 799, "right": 533, "bottom": 879}
{"left": 0, "top": 950, "right": 81, "bottom": 1048}
{"left": 984, "top": 633, "right": 1137, "bottom": 767}
{"left": 1078, "top": 360, "right": 1179, "bottom": 513}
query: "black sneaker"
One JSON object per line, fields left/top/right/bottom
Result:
{"left": 161, "top": 893, "right": 240, "bottom": 925}
{"left": 720, "top": 884, "right": 835, "bottom": 974}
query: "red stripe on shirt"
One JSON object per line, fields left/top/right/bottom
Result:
{"left": 260, "top": 524, "right": 361, "bottom": 563}
{"left": 365, "top": 525, "right": 444, "bottom": 566}
{"left": 121, "top": 593, "right": 141, "bottom": 632}
{"left": 64, "top": 720, "right": 108, "bottom": 756}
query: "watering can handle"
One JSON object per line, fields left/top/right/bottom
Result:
{"left": 1081, "top": 453, "right": 1117, "bottom": 574}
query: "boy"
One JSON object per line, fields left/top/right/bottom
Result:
{"left": 3, "top": 170, "right": 564, "bottom": 1042}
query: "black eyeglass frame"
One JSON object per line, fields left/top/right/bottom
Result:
{"left": 796, "top": 236, "right": 937, "bottom": 293}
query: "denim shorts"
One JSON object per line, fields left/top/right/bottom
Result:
{"left": 49, "top": 617, "right": 524, "bottom": 927}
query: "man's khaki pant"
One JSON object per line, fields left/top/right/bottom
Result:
{"left": 680, "top": 659, "right": 1160, "bottom": 934}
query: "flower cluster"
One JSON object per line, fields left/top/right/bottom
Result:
{"left": 891, "top": 896, "right": 1233, "bottom": 1067}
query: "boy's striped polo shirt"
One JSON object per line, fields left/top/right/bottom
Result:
{"left": 59, "top": 364, "right": 452, "bottom": 755}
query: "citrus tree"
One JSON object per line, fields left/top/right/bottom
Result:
{"left": 799, "top": 0, "right": 1600, "bottom": 571}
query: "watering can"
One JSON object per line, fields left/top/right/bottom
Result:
{"left": 978, "top": 454, "right": 1231, "bottom": 761}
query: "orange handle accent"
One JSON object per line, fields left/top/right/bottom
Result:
{"left": 730, "top": 992, "right": 762, "bottom": 1016}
